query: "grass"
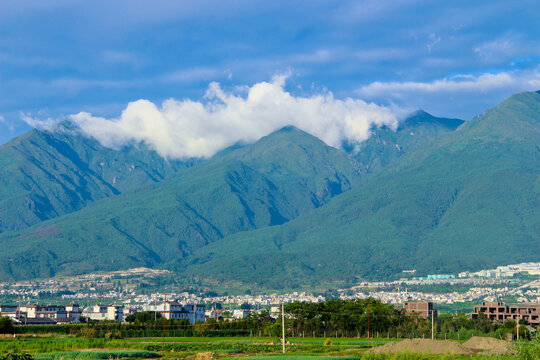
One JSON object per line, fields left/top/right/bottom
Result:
{"left": 0, "top": 336, "right": 531, "bottom": 360}
{"left": 32, "top": 350, "right": 159, "bottom": 360}
{"left": 0, "top": 338, "right": 141, "bottom": 353}
{"left": 231, "top": 355, "right": 516, "bottom": 360}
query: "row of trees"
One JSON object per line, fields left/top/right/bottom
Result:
{"left": 249, "top": 299, "right": 531, "bottom": 340}
{"left": 2, "top": 299, "right": 533, "bottom": 340}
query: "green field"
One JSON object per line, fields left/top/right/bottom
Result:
{"left": 0, "top": 335, "right": 536, "bottom": 360}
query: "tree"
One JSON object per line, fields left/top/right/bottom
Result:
{"left": 125, "top": 311, "right": 162, "bottom": 323}
{"left": 80, "top": 326, "right": 97, "bottom": 339}
{"left": 264, "top": 322, "right": 282, "bottom": 338}
{"left": 194, "top": 321, "right": 207, "bottom": 341}
{"left": 0, "top": 316, "right": 14, "bottom": 334}
{"left": 517, "top": 332, "right": 540, "bottom": 359}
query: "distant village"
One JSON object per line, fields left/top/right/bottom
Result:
{"left": 1, "top": 263, "right": 539, "bottom": 328}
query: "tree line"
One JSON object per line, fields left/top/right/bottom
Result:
{"left": 1, "top": 299, "right": 533, "bottom": 340}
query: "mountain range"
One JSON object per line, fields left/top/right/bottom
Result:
{"left": 0, "top": 91, "right": 538, "bottom": 288}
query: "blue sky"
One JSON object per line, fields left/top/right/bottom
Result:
{"left": 1, "top": 0, "right": 539, "bottom": 145}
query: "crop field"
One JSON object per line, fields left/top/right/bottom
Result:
{"left": 1, "top": 335, "right": 537, "bottom": 360}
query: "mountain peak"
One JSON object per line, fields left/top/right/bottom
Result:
{"left": 462, "top": 91, "right": 540, "bottom": 141}
{"left": 497, "top": 90, "right": 540, "bottom": 109}
{"left": 402, "top": 110, "right": 464, "bottom": 129}
{"left": 276, "top": 125, "right": 302, "bottom": 133}
{"left": 255, "top": 125, "right": 323, "bottom": 146}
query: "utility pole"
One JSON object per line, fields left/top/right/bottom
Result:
{"left": 367, "top": 303, "right": 370, "bottom": 348}
{"left": 162, "top": 294, "right": 167, "bottom": 358}
{"left": 281, "top": 302, "right": 286, "bottom": 353}
{"left": 431, "top": 309, "right": 434, "bottom": 340}
{"left": 516, "top": 320, "right": 519, "bottom": 341}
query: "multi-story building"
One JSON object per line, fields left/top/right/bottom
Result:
{"left": 403, "top": 300, "right": 438, "bottom": 319}
{"left": 83, "top": 304, "right": 124, "bottom": 322}
{"left": 143, "top": 301, "right": 189, "bottom": 321}
{"left": 471, "top": 301, "right": 540, "bottom": 326}
{"left": 65, "top": 304, "right": 83, "bottom": 322}
{"left": 21, "top": 305, "right": 68, "bottom": 321}
{"left": 183, "top": 303, "right": 205, "bottom": 324}
{"left": 269, "top": 305, "right": 281, "bottom": 319}
{"left": 0, "top": 305, "right": 19, "bottom": 319}
{"left": 143, "top": 301, "right": 205, "bottom": 324}
{"left": 1, "top": 304, "right": 81, "bottom": 324}
{"left": 205, "top": 308, "right": 220, "bottom": 319}
{"left": 232, "top": 309, "right": 251, "bottom": 319}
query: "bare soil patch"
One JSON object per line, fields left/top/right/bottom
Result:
{"left": 369, "top": 339, "right": 473, "bottom": 355}
{"left": 191, "top": 352, "right": 214, "bottom": 360}
{"left": 463, "top": 336, "right": 516, "bottom": 356}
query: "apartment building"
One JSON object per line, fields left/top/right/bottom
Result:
{"left": 0, "top": 304, "right": 82, "bottom": 324}
{"left": 471, "top": 301, "right": 540, "bottom": 326}
{"left": 83, "top": 304, "right": 124, "bottom": 322}
{"left": 0, "top": 305, "right": 18, "bottom": 319}
{"left": 403, "top": 300, "right": 438, "bottom": 319}
{"left": 143, "top": 301, "right": 205, "bottom": 324}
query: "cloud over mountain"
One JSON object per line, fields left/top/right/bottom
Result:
{"left": 71, "top": 76, "right": 398, "bottom": 159}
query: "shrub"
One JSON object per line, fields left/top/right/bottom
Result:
{"left": 80, "top": 327, "right": 97, "bottom": 339}
{"left": 104, "top": 330, "right": 122, "bottom": 340}
{"left": 32, "top": 351, "right": 158, "bottom": 360}
{"left": 0, "top": 316, "right": 15, "bottom": 334}
{"left": 0, "top": 354, "right": 34, "bottom": 360}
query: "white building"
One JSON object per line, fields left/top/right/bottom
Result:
{"left": 0, "top": 305, "right": 19, "bottom": 320}
{"left": 270, "top": 305, "right": 281, "bottom": 319}
{"left": 205, "top": 308, "right": 219, "bottom": 319}
{"left": 22, "top": 304, "right": 68, "bottom": 321}
{"left": 1, "top": 304, "right": 82, "bottom": 324}
{"left": 232, "top": 309, "right": 251, "bottom": 319}
{"left": 143, "top": 301, "right": 205, "bottom": 324}
{"left": 83, "top": 304, "right": 123, "bottom": 322}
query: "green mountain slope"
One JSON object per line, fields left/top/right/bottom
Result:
{"left": 351, "top": 110, "right": 463, "bottom": 173}
{"left": 178, "top": 92, "right": 540, "bottom": 288}
{"left": 0, "top": 123, "right": 192, "bottom": 233}
{"left": 0, "top": 127, "right": 362, "bottom": 280}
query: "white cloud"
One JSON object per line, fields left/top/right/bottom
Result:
{"left": 20, "top": 113, "right": 61, "bottom": 129}
{"left": 0, "top": 115, "right": 12, "bottom": 132}
{"left": 473, "top": 33, "right": 539, "bottom": 64}
{"left": 426, "top": 33, "right": 441, "bottom": 52}
{"left": 355, "top": 68, "right": 540, "bottom": 119}
{"left": 161, "top": 67, "right": 225, "bottom": 84}
{"left": 70, "top": 75, "right": 398, "bottom": 159}
{"left": 357, "top": 70, "right": 540, "bottom": 98}
{"left": 101, "top": 50, "right": 141, "bottom": 66}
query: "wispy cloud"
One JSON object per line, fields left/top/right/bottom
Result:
{"left": 20, "top": 113, "right": 62, "bottom": 129}
{"left": 357, "top": 69, "right": 540, "bottom": 98}
{"left": 473, "top": 33, "right": 540, "bottom": 64}
{"left": 161, "top": 67, "right": 226, "bottom": 84}
{"left": 0, "top": 114, "right": 14, "bottom": 132}
{"left": 101, "top": 50, "right": 142, "bottom": 66}
{"left": 0, "top": 52, "right": 64, "bottom": 67}
{"left": 426, "top": 33, "right": 441, "bottom": 52}
{"left": 356, "top": 68, "right": 540, "bottom": 118}
{"left": 70, "top": 75, "right": 398, "bottom": 159}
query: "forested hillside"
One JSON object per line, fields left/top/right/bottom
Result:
{"left": 0, "top": 92, "right": 536, "bottom": 287}
{"left": 178, "top": 92, "right": 540, "bottom": 288}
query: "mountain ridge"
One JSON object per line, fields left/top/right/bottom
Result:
{"left": 0, "top": 126, "right": 362, "bottom": 281}
{"left": 176, "top": 91, "right": 540, "bottom": 288}
{"left": 0, "top": 123, "right": 195, "bottom": 233}
{"left": 0, "top": 93, "right": 536, "bottom": 286}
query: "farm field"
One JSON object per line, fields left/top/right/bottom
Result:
{"left": 1, "top": 335, "right": 536, "bottom": 360}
